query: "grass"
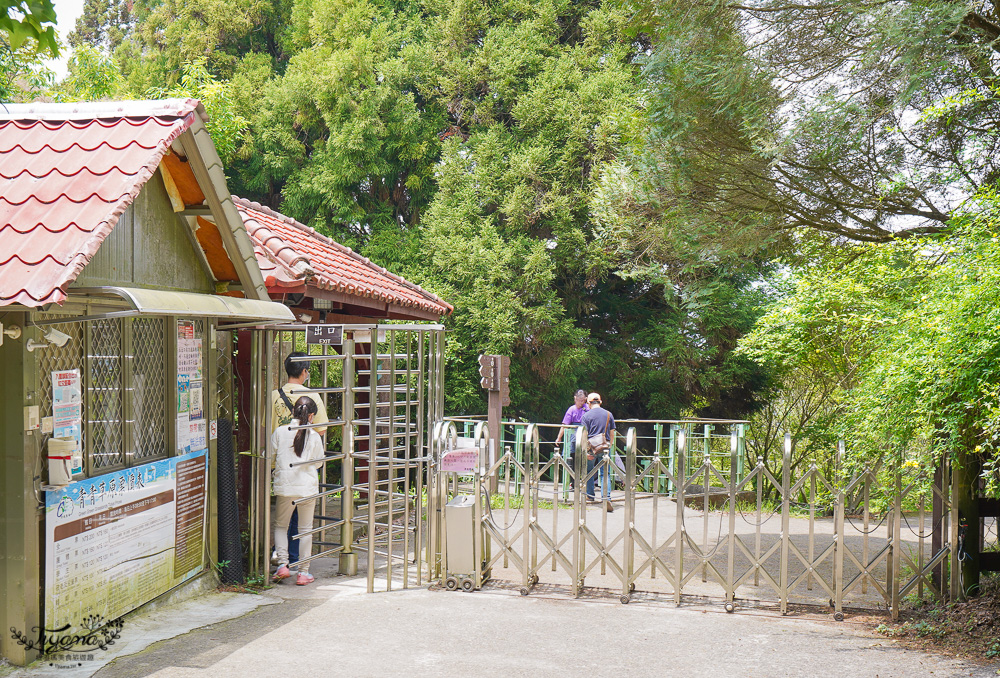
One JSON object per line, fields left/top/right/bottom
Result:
{"left": 488, "top": 493, "right": 572, "bottom": 511}
{"left": 867, "top": 573, "right": 1000, "bottom": 661}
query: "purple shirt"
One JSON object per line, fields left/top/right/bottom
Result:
{"left": 562, "top": 404, "right": 589, "bottom": 426}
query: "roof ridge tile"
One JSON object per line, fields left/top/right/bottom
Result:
{"left": 232, "top": 195, "right": 452, "bottom": 315}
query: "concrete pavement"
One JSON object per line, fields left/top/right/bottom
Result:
{"left": 79, "top": 570, "right": 996, "bottom": 678}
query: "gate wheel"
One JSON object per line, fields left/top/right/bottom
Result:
{"left": 444, "top": 576, "right": 458, "bottom": 591}
{"left": 461, "top": 579, "right": 475, "bottom": 592}
{"left": 834, "top": 611, "right": 845, "bottom": 622}
{"left": 530, "top": 574, "right": 539, "bottom": 586}
{"left": 629, "top": 582, "right": 636, "bottom": 593}
{"left": 520, "top": 586, "right": 530, "bottom": 596}
{"left": 620, "top": 594, "right": 631, "bottom": 604}
{"left": 724, "top": 602, "right": 735, "bottom": 613}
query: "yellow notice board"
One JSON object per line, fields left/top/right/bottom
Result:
{"left": 44, "top": 449, "right": 208, "bottom": 631}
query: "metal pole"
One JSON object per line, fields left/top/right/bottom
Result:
{"left": 779, "top": 432, "right": 791, "bottom": 616}
{"left": 386, "top": 329, "right": 396, "bottom": 590}
{"left": 339, "top": 333, "right": 358, "bottom": 575}
{"left": 367, "top": 331, "right": 378, "bottom": 593}
{"left": 702, "top": 424, "right": 711, "bottom": 582}
{"left": 675, "top": 428, "right": 686, "bottom": 606}
{"left": 891, "top": 470, "right": 902, "bottom": 620}
{"left": 573, "top": 430, "right": 584, "bottom": 597}
{"left": 474, "top": 422, "right": 487, "bottom": 589}
{"left": 623, "top": 428, "right": 636, "bottom": 603}
{"left": 727, "top": 429, "right": 737, "bottom": 607}
{"left": 833, "top": 440, "right": 845, "bottom": 621}
{"left": 523, "top": 424, "right": 537, "bottom": 593}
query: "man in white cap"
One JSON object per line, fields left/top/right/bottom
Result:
{"left": 581, "top": 392, "right": 616, "bottom": 511}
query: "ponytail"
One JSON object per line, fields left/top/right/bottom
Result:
{"left": 291, "top": 396, "right": 318, "bottom": 457}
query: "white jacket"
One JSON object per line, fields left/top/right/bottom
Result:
{"left": 271, "top": 420, "right": 325, "bottom": 497}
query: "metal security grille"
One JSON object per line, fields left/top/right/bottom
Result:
{"left": 87, "top": 318, "right": 125, "bottom": 471}
{"left": 216, "top": 330, "right": 234, "bottom": 424}
{"left": 34, "top": 314, "right": 85, "bottom": 422}
{"left": 131, "top": 317, "right": 167, "bottom": 463}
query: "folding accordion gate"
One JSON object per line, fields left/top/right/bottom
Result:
{"left": 245, "top": 324, "right": 445, "bottom": 592}
{"left": 432, "top": 420, "right": 957, "bottom": 618}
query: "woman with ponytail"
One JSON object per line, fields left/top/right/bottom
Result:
{"left": 270, "top": 396, "right": 324, "bottom": 585}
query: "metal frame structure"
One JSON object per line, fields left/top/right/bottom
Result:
{"left": 246, "top": 323, "right": 445, "bottom": 591}
{"left": 433, "top": 419, "right": 956, "bottom": 619}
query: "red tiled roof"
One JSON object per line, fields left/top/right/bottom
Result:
{"left": 0, "top": 100, "right": 201, "bottom": 306}
{"left": 235, "top": 198, "right": 453, "bottom": 317}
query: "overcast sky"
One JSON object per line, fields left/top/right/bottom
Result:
{"left": 47, "top": 0, "right": 87, "bottom": 80}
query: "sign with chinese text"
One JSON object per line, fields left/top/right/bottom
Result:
{"left": 442, "top": 449, "right": 479, "bottom": 474}
{"left": 52, "top": 369, "right": 83, "bottom": 474}
{"left": 44, "top": 449, "right": 208, "bottom": 633}
{"left": 176, "top": 322, "right": 204, "bottom": 453}
{"left": 306, "top": 325, "right": 343, "bottom": 346}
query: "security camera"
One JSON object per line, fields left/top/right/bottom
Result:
{"left": 27, "top": 327, "right": 72, "bottom": 352}
{"left": 44, "top": 328, "right": 72, "bottom": 347}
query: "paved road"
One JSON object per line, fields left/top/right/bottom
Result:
{"left": 87, "top": 571, "right": 995, "bottom": 678}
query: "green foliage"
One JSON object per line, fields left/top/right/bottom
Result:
{"left": 0, "top": 0, "right": 58, "bottom": 56}
{"left": 68, "top": 0, "right": 131, "bottom": 54}
{"left": 0, "top": 34, "right": 52, "bottom": 100}
{"left": 147, "top": 60, "right": 249, "bottom": 166}
{"left": 624, "top": 0, "right": 1000, "bottom": 245}
{"left": 55, "top": 44, "right": 124, "bottom": 101}
{"left": 64, "top": 0, "right": 800, "bottom": 424}
{"left": 737, "top": 187, "right": 1000, "bottom": 484}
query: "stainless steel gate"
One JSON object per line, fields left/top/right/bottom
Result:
{"left": 433, "top": 419, "right": 956, "bottom": 619}
{"left": 247, "top": 324, "right": 445, "bottom": 591}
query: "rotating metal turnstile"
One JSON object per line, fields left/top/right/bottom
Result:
{"left": 245, "top": 323, "right": 445, "bottom": 592}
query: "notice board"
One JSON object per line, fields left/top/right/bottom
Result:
{"left": 44, "top": 449, "right": 208, "bottom": 631}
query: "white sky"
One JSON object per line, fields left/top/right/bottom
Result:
{"left": 46, "top": 0, "right": 87, "bottom": 80}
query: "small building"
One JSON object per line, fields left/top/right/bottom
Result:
{"left": 229, "top": 199, "right": 452, "bottom": 562}
{"left": 0, "top": 99, "right": 294, "bottom": 665}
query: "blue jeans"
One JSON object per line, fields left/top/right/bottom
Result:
{"left": 288, "top": 508, "right": 299, "bottom": 563}
{"left": 586, "top": 454, "right": 610, "bottom": 500}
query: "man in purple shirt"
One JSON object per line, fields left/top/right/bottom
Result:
{"left": 554, "top": 389, "right": 589, "bottom": 478}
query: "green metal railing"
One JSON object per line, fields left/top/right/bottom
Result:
{"left": 444, "top": 417, "right": 748, "bottom": 498}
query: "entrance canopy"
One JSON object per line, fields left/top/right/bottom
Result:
{"left": 54, "top": 286, "right": 295, "bottom": 324}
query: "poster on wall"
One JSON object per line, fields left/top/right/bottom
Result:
{"left": 44, "top": 449, "right": 208, "bottom": 632}
{"left": 52, "top": 369, "right": 83, "bottom": 475}
{"left": 176, "top": 321, "right": 204, "bottom": 453}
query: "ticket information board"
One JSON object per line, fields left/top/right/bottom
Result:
{"left": 44, "top": 449, "right": 208, "bottom": 631}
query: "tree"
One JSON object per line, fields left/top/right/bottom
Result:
{"left": 1, "top": 0, "right": 58, "bottom": 56}
{"left": 70, "top": 0, "right": 290, "bottom": 94}
{"left": 0, "top": 35, "right": 51, "bottom": 100}
{"left": 55, "top": 44, "right": 123, "bottom": 101}
{"left": 0, "top": 0, "right": 57, "bottom": 101}
{"left": 736, "top": 242, "right": 933, "bottom": 484}
{"left": 147, "top": 60, "right": 249, "bottom": 166}
{"left": 68, "top": 0, "right": 132, "bottom": 54}
{"left": 68, "top": 0, "right": 780, "bottom": 423}
{"left": 624, "top": 0, "right": 1000, "bottom": 245}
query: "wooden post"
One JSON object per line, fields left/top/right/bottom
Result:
{"left": 479, "top": 355, "right": 508, "bottom": 494}
{"left": 954, "top": 445, "right": 981, "bottom": 598}
{"left": 488, "top": 389, "right": 500, "bottom": 493}
{"left": 932, "top": 461, "right": 944, "bottom": 594}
